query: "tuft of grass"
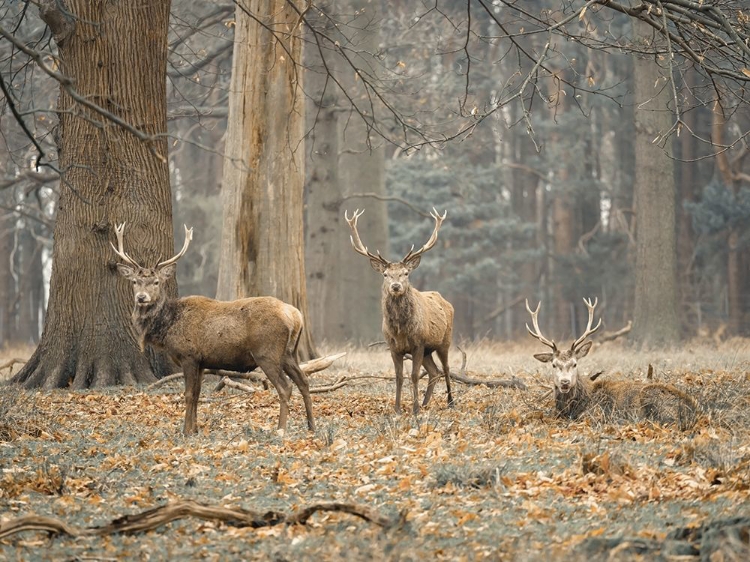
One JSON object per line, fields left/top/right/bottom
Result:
{"left": 0, "top": 384, "right": 53, "bottom": 441}
{"left": 433, "top": 461, "right": 505, "bottom": 489}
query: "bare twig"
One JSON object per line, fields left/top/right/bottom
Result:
{"left": 595, "top": 321, "right": 633, "bottom": 345}
{"left": 0, "top": 358, "right": 27, "bottom": 376}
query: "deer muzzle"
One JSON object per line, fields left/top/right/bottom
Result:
{"left": 389, "top": 282, "right": 403, "bottom": 295}
{"left": 557, "top": 379, "right": 572, "bottom": 393}
{"left": 136, "top": 292, "right": 151, "bottom": 305}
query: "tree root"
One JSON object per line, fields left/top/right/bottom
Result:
{"left": 0, "top": 498, "right": 398, "bottom": 540}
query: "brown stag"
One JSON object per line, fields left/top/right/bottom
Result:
{"left": 111, "top": 223, "right": 314, "bottom": 435}
{"left": 527, "top": 298, "right": 697, "bottom": 428}
{"left": 345, "top": 208, "right": 454, "bottom": 416}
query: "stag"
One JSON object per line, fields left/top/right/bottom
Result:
{"left": 111, "top": 223, "right": 314, "bottom": 436}
{"left": 526, "top": 298, "right": 697, "bottom": 428}
{"left": 345, "top": 208, "right": 454, "bottom": 416}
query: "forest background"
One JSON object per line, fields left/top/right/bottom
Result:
{"left": 1, "top": 0, "right": 749, "bottom": 388}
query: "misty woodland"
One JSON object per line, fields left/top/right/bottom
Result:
{"left": 1, "top": 1, "right": 749, "bottom": 561}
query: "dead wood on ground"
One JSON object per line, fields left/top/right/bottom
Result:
{"left": 595, "top": 321, "right": 632, "bottom": 346}
{"left": 0, "top": 499, "right": 397, "bottom": 540}
{"left": 0, "top": 358, "right": 26, "bottom": 376}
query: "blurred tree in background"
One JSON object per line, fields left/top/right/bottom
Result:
{"left": 1, "top": 0, "right": 750, "bottom": 372}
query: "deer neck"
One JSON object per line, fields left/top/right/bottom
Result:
{"left": 131, "top": 297, "right": 179, "bottom": 352}
{"left": 555, "top": 375, "right": 592, "bottom": 419}
{"left": 382, "top": 287, "right": 420, "bottom": 337}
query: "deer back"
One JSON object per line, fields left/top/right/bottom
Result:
{"left": 152, "top": 295, "right": 302, "bottom": 371}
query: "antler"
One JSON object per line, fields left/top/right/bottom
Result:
{"left": 157, "top": 225, "right": 194, "bottom": 268}
{"left": 344, "top": 209, "right": 390, "bottom": 268}
{"left": 110, "top": 223, "right": 142, "bottom": 269}
{"left": 570, "top": 297, "right": 602, "bottom": 351}
{"left": 401, "top": 207, "right": 447, "bottom": 263}
{"left": 525, "top": 299, "right": 557, "bottom": 351}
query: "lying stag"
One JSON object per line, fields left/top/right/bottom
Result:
{"left": 345, "top": 208, "right": 454, "bottom": 415}
{"left": 527, "top": 298, "right": 697, "bottom": 429}
{"left": 111, "top": 223, "right": 314, "bottom": 435}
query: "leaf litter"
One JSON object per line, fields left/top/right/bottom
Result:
{"left": 0, "top": 342, "right": 749, "bottom": 560}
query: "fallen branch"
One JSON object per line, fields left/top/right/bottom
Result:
{"left": 0, "top": 358, "right": 26, "bottom": 375}
{"left": 596, "top": 321, "right": 632, "bottom": 345}
{"left": 0, "top": 499, "right": 396, "bottom": 540}
{"left": 147, "top": 352, "right": 347, "bottom": 391}
{"left": 310, "top": 376, "right": 348, "bottom": 393}
{"left": 219, "top": 377, "right": 257, "bottom": 394}
{"left": 450, "top": 369, "right": 527, "bottom": 390}
{"left": 451, "top": 346, "right": 527, "bottom": 390}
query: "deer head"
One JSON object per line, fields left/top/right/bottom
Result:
{"left": 526, "top": 298, "right": 601, "bottom": 394}
{"left": 111, "top": 223, "right": 193, "bottom": 307}
{"left": 344, "top": 208, "right": 446, "bottom": 297}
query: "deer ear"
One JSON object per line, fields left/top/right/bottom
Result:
{"left": 403, "top": 254, "right": 421, "bottom": 271}
{"left": 575, "top": 340, "right": 593, "bottom": 358}
{"left": 158, "top": 263, "right": 176, "bottom": 280}
{"left": 116, "top": 264, "right": 137, "bottom": 280}
{"left": 534, "top": 352, "right": 554, "bottom": 363}
{"left": 369, "top": 258, "right": 387, "bottom": 273}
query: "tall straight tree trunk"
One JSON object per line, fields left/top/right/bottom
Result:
{"left": 631, "top": 20, "right": 680, "bottom": 347}
{"left": 304, "top": 0, "right": 387, "bottom": 344}
{"left": 217, "top": 0, "right": 316, "bottom": 358}
{"left": 13, "top": 0, "right": 174, "bottom": 388}
{"left": 712, "top": 100, "right": 743, "bottom": 335}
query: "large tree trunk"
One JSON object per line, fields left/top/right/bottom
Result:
{"left": 13, "top": 0, "right": 174, "bottom": 388}
{"left": 631, "top": 20, "right": 680, "bottom": 347}
{"left": 304, "top": 1, "right": 387, "bottom": 345}
{"left": 712, "top": 100, "right": 743, "bottom": 336}
{"left": 216, "top": 0, "right": 316, "bottom": 359}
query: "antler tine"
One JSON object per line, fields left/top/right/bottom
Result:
{"left": 571, "top": 297, "right": 602, "bottom": 351}
{"left": 157, "top": 225, "right": 194, "bottom": 268}
{"left": 402, "top": 207, "right": 447, "bottom": 262}
{"left": 524, "top": 299, "right": 557, "bottom": 350}
{"left": 344, "top": 209, "right": 389, "bottom": 266}
{"left": 109, "top": 223, "right": 142, "bottom": 268}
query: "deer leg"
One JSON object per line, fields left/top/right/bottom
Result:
{"left": 257, "top": 359, "right": 292, "bottom": 431}
{"left": 436, "top": 347, "right": 453, "bottom": 407}
{"left": 421, "top": 354, "right": 441, "bottom": 407}
{"left": 391, "top": 351, "right": 405, "bottom": 414}
{"left": 282, "top": 357, "right": 315, "bottom": 431}
{"left": 182, "top": 361, "right": 203, "bottom": 436}
{"left": 410, "top": 345, "right": 425, "bottom": 416}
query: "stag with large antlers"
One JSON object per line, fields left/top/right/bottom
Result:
{"left": 527, "top": 298, "right": 697, "bottom": 428}
{"left": 345, "top": 208, "right": 454, "bottom": 415}
{"left": 111, "top": 223, "right": 314, "bottom": 436}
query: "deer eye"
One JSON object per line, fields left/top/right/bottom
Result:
{"left": 154, "top": 280, "right": 159, "bottom": 285}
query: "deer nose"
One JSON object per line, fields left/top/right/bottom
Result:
{"left": 390, "top": 282, "right": 403, "bottom": 293}
{"left": 136, "top": 293, "right": 149, "bottom": 303}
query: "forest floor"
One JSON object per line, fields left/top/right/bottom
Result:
{"left": 0, "top": 339, "right": 749, "bottom": 561}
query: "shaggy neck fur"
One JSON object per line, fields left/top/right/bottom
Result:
{"left": 132, "top": 297, "right": 180, "bottom": 351}
{"left": 382, "top": 287, "right": 419, "bottom": 336}
{"left": 555, "top": 376, "right": 592, "bottom": 419}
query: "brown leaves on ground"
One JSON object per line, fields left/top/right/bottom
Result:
{"left": 0, "top": 343, "right": 749, "bottom": 560}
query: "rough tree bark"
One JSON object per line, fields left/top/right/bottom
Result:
{"left": 216, "top": 0, "right": 316, "bottom": 359}
{"left": 631, "top": 19, "right": 680, "bottom": 347}
{"left": 12, "top": 0, "right": 175, "bottom": 388}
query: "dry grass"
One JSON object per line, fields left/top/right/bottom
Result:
{"left": 1, "top": 339, "right": 749, "bottom": 560}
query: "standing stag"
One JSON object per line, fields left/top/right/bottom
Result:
{"left": 345, "top": 208, "right": 454, "bottom": 415}
{"left": 111, "top": 223, "right": 315, "bottom": 436}
{"left": 527, "top": 298, "right": 697, "bottom": 428}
